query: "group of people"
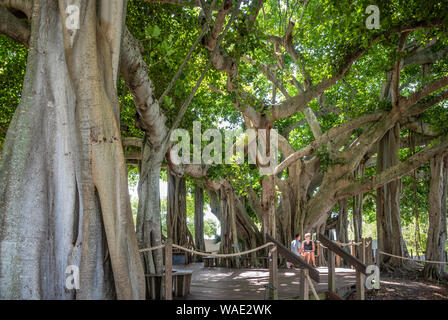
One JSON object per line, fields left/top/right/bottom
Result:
{"left": 289, "top": 233, "right": 317, "bottom": 268}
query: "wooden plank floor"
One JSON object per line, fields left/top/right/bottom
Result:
{"left": 174, "top": 263, "right": 357, "bottom": 300}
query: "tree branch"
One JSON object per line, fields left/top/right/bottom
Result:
{"left": 337, "top": 137, "right": 448, "bottom": 198}
{"left": 0, "top": 6, "right": 30, "bottom": 47}
{"left": 0, "top": 0, "right": 32, "bottom": 18}
{"left": 158, "top": 0, "right": 217, "bottom": 104}
{"left": 274, "top": 110, "right": 384, "bottom": 174}
{"left": 400, "top": 76, "right": 448, "bottom": 112}
{"left": 120, "top": 27, "right": 169, "bottom": 149}
{"left": 241, "top": 55, "right": 291, "bottom": 99}
{"left": 391, "top": 32, "right": 409, "bottom": 109}
{"left": 143, "top": 0, "right": 202, "bottom": 7}
{"left": 402, "top": 45, "right": 448, "bottom": 69}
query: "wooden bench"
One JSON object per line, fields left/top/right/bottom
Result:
{"left": 203, "top": 256, "right": 217, "bottom": 267}
{"left": 172, "top": 270, "right": 193, "bottom": 297}
{"left": 145, "top": 269, "right": 193, "bottom": 299}
{"left": 145, "top": 273, "right": 163, "bottom": 300}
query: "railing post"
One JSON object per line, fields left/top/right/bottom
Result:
{"left": 269, "top": 246, "right": 278, "bottom": 300}
{"left": 356, "top": 238, "right": 366, "bottom": 300}
{"left": 299, "top": 269, "right": 309, "bottom": 300}
{"left": 366, "top": 237, "right": 373, "bottom": 265}
{"left": 328, "top": 250, "right": 335, "bottom": 293}
{"left": 316, "top": 242, "right": 320, "bottom": 266}
{"left": 165, "top": 238, "right": 173, "bottom": 300}
{"left": 350, "top": 240, "right": 356, "bottom": 269}
{"left": 336, "top": 247, "right": 341, "bottom": 268}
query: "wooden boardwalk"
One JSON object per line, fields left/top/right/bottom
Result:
{"left": 174, "top": 263, "right": 357, "bottom": 300}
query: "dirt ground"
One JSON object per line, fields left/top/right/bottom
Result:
{"left": 362, "top": 275, "right": 448, "bottom": 300}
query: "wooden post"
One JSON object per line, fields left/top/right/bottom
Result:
{"left": 268, "top": 246, "right": 278, "bottom": 300}
{"left": 366, "top": 237, "right": 373, "bottom": 265}
{"left": 299, "top": 269, "right": 309, "bottom": 300}
{"left": 356, "top": 238, "right": 366, "bottom": 300}
{"left": 165, "top": 238, "right": 173, "bottom": 300}
{"left": 319, "top": 242, "right": 325, "bottom": 266}
{"left": 328, "top": 250, "right": 335, "bottom": 293}
{"left": 362, "top": 238, "right": 366, "bottom": 264}
{"left": 375, "top": 249, "right": 380, "bottom": 267}
{"left": 316, "top": 242, "right": 320, "bottom": 266}
{"left": 350, "top": 240, "right": 356, "bottom": 269}
{"left": 335, "top": 249, "right": 340, "bottom": 268}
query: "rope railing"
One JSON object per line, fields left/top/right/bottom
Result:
{"left": 318, "top": 240, "right": 447, "bottom": 265}
{"left": 316, "top": 240, "right": 366, "bottom": 249}
{"left": 139, "top": 244, "right": 166, "bottom": 253}
{"left": 378, "top": 251, "right": 448, "bottom": 265}
{"left": 334, "top": 241, "right": 362, "bottom": 247}
{"left": 138, "top": 242, "right": 275, "bottom": 257}
{"left": 139, "top": 240, "right": 370, "bottom": 253}
{"left": 172, "top": 242, "right": 275, "bottom": 258}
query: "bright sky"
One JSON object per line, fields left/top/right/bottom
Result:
{"left": 129, "top": 179, "right": 220, "bottom": 239}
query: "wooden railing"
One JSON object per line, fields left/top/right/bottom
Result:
{"left": 266, "top": 234, "right": 320, "bottom": 300}
{"left": 161, "top": 235, "right": 368, "bottom": 300}
{"left": 318, "top": 234, "right": 367, "bottom": 300}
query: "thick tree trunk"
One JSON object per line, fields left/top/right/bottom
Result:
{"left": 167, "top": 170, "right": 192, "bottom": 248}
{"left": 235, "top": 194, "right": 263, "bottom": 266}
{"left": 261, "top": 176, "right": 276, "bottom": 239}
{"left": 353, "top": 164, "right": 364, "bottom": 243}
{"left": 278, "top": 190, "right": 292, "bottom": 245}
{"left": 336, "top": 198, "right": 348, "bottom": 244}
{"left": 423, "top": 153, "right": 448, "bottom": 280}
{"left": 376, "top": 124, "right": 412, "bottom": 272}
{"left": 0, "top": 0, "right": 144, "bottom": 299}
{"left": 194, "top": 185, "right": 205, "bottom": 257}
{"left": 136, "top": 140, "right": 164, "bottom": 276}
{"left": 207, "top": 188, "right": 221, "bottom": 221}
{"left": 218, "top": 186, "right": 240, "bottom": 267}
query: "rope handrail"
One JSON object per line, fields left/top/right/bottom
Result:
{"left": 379, "top": 251, "right": 448, "bottom": 265}
{"left": 172, "top": 242, "right": 275, "bottom": 258}
{"left": 139, "top": 244, "right": 166, "bottom": 253}
{"left": 139, "top": 242, "right": 276, "bottom": 257}
{"left": 316, "top": 240, "right": 363, "bottom": 248}
{"left": 335, "top": 241, "right": 362, "bottom": 247}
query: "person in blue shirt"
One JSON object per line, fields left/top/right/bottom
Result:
{"left": 290, "top": 233, "right": 302, "bottom": 256}
{"left": 287, "top": 233, "right": 303, "bottom": 268}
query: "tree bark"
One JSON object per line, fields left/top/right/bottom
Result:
{"left": 353, "top": 164, "right": 364, "bottom": 243}
{"left": 0, "top": 0, "right": 145, "bottom": 299}
{"left": 234, "top": 194, "right": 262, "bottom": 266}
{"left": 376, "top": 123, "right": 412, "bottom": 272}
{"left": 167, "top": 170, "right": 192, "bottom": 248}
{"left": 423, "top": 153, "right": 448, "bottom": 280}
{"left": 218, "top": 186, "right": 240, "bottom": 267}
{"left": 261, "top": 175, "right": 276, "bottom": 239}
{"left": 194, "top": 185, "right": 205, "bottom": 257}
{"left": 336, "top": 198, "right": 348, "bottom": 244}
{"left": 136, "top": 138, "right": 164, "bottom": 277}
